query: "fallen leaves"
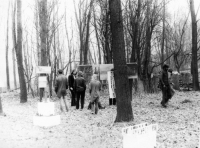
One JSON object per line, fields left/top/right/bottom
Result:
{"left": 0, "top": 90, "right": 200, "bottom": 148}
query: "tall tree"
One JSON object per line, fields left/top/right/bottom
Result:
{"left": 190, "top": 0, "right": 199, "bottom": 90}
{"left": 12, "top": 0, "right": 17, "bottom": 89}
{"left": 161, "top": 0, "right": 165, "bottom": 66}
{"left": 16, "top": 0, "right": 27, "bottom": 103}
{"left": 109, "top": 0, "right": 133, "bottom": 122}
{"left": 39, "top": 0, "right": 48, "bottom": 101}
{"left": 6, "top": 2, "right": 10, "bottom": 90}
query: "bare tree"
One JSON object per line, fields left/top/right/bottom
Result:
{"left": 16, "top": 0, "right": 27, "bottom": 103}
{"left": 109, "top": 0, "right": 133, "bottom": 122}
{"left": 190, "top": 0, "right": 199, "bottom": 90}
{"left": 6, "top": 1, "right": 10, "bottom": 90}
{"left": 12, "top": 0, "right": 17, "bottom": 89}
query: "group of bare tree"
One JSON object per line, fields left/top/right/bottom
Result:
{"left": 2, "top": 0, "right": 200, "bottom": 121}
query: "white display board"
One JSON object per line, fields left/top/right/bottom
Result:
{"left": 38, "top": 76, "right": 47, "bottom": 88}
{"left": 36, "top": 66, "right": 51, "bottom": 74}
{"left": 37, "top": 102, "right": 55, "bottom": 116}
{"left": 107, "top": 71, "right": 116, "bottom": 98}
{"left": 122, "top": 123, "right": 158, "bottom": 148}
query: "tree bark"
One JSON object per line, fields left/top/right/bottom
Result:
{"left": 109, "top": 0, "right": 133, "bottom": 122}
{"left": 6, "top": 2, "right": 10, "bottom": 90}
{"left": 16, "top": 0, "right": 27, "bottom": 103}
{"left": 161, "top": 0, "right": 165, "bottom": 67}
{"left": 39, "top": 0, "right": 48, "bottom": 101}
{"left": 12, "top": 0, "right": 17, "bottom": 89}
{"left": 190, "top": 0, "right": 199, "bottom": 90}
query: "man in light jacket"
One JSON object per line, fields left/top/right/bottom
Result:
{"left": 55, "top": 69, "right": 69, "bottom": 112}
{"left": 89, "top": 74, "right": 101, "bottom": 114}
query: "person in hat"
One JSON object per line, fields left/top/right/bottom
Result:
{"left": 68, "top": 69, "right": 77, "bottom": 106}
{"left": 74, "top": 71, "right": 86, "bottom": 110}
{"left": 55, "top": 69, "right": 69, "bottom": 112}
{"left": 88, "top": 74, "right": 101, "bottom": 114}
{"left": 159, "top": 64, "right": 171, "bottom": 107}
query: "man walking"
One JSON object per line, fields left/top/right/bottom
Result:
{"left": 74, "top": 71, "right": 86, "bottom": 110}
{"left": 159, "top": 64, "right": 171, "bottom": 107}
{"left": 89, "top": 74, "right": 101, "bottom": 114}
{"left": 68, "top": 70, "right": 77, "bottom": 106}
{"left": 55, "top": 69, "right": 69, "bottom": 112}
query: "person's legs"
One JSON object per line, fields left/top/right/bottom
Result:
{"left": 80, "top": 91, "right": 85, "bottom": 109}
{"left": 59, "top": 97, "right": 64, "bottom": 112}
{"left": 70, "top": 89, "right": 76, "bottom": 106}
{"left": 63, "top": 95, "right": 69, "bottom": 112}
{"left": 161, "top": 89, "right": 167, "bottom": 107}
{"left": 91, "top": 101, "right": 95, "bottom": 114}
{"left": 95, "top": 97, "right": 99, "bottom": 114}
{"left": 76, "top": 92, "right": 80, "bottom": 109}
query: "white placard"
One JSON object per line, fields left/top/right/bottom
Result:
{"left": 37, "top": 102, "right": 55, "bottom": 116}
{"left": 38, "top": 76, "right": 47, "bottom": 88}
{"left": 107, "top": 71, "right": 116, "bottom": 98}
{"left": 122, "top": 123, "right": 158, "bottom": 148}
{"left": 36, "top": 66, "right": 51, "bottom": 74}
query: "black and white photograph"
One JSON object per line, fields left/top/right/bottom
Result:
{"left": 0, "top": 0, "right": 200, "bottom": 147}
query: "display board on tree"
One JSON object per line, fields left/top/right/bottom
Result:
{"left": 33, "top": 66, "right": 60, "bottom": 127}
{"left": 77, "top": 65, "right": 100, "bottom": 83}
{"left": 104, "top": 63, "right": 138, "bottom": 105}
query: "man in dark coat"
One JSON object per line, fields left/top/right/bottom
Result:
{"left": 74, "top": 71, "right": 86, "bottom": 110}
{"left": 55, "top": 69, "right": 69, "bottom": 112}
{"left": 160, "top": 64, "right": 171, "bottom": 108}
{"left": 68, "top": 70, "right": 77, "bottom": 106}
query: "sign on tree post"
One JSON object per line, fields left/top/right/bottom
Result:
{"left": 36, "top": 66, "right": 51, "bottom": 102}
{"left": 122, "top": 123, "right": 158, "bottom": 148}
{"left": 33, "top": 66, "right": 60, "bottom": 127}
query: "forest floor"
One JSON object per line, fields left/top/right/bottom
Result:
{"left": 0, "top": 89, "right": 200, "bottom": 148}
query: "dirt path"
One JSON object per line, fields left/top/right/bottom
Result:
{"left": 0, "top": 91, "right": 200, "bottom": 148}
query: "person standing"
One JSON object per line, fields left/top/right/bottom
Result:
{"left": 68, "top": 70, "right": 77, "bottom": 106}
{"left": 89, "top": 74, "right": 101, "bottom": 114}
{"left": 74, "top": 71, "right": 86, "bottom": 110}
{"left": 55, "top": 69, "right": 69, "bottom": 112}
{"left": 159, "top": 64, "right": 171, "bottom": 107}
{"left": 168, "top": 68, "right": 175, "bottom": 99}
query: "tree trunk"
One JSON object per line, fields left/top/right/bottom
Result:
{"left": 93, "top": 8, "right": 101, "bottom": 64}
{"left": 161, "top": 0, "right": 165, "bottom": 67}
{"left": 16, "top": 0, "right": 27, "bottom": 103}
{"left": 0, "top": 93, "right": 6, "bottom": 116}
{"left": 190, "top": 0, "right": 199, "bottom": 90}
{"left": 39, "top": 0, "right": 48, "bottom": 101}
{"left": 109, "top": 0, "right": 133, "bottom": 122}
{"left": 12, "top": 0, "right": 17, "bottom": 89}
{"left": 6, "top": 2, "right": 10, "bottom": 90}
{"left": 143, "top": 0, "right": 151, "bottom": 92}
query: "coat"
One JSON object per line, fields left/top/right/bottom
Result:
{"left": 89, "top": 79, "right": 101, "bottom": 102}
{"left": 74, "top": 72, "right": 86, "bottom": 93}
{"left": 55, "top": 74, "right": 68, "bottom": 98}
{"left": 68, "top": 74, "right": 75, "bottom": 89}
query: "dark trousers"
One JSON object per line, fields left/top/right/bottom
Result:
{"left": 76, "top": 91, "right": 85, "bottom": 109}
{"left": 70, "top": 89, "right": 76, "bottom": 106}
{"left": 161, "top": 86, "right": 171, "bottom": 105}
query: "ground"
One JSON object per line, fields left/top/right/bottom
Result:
{"left": 0, "top": 90, "right": 200, "bottom": 148}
